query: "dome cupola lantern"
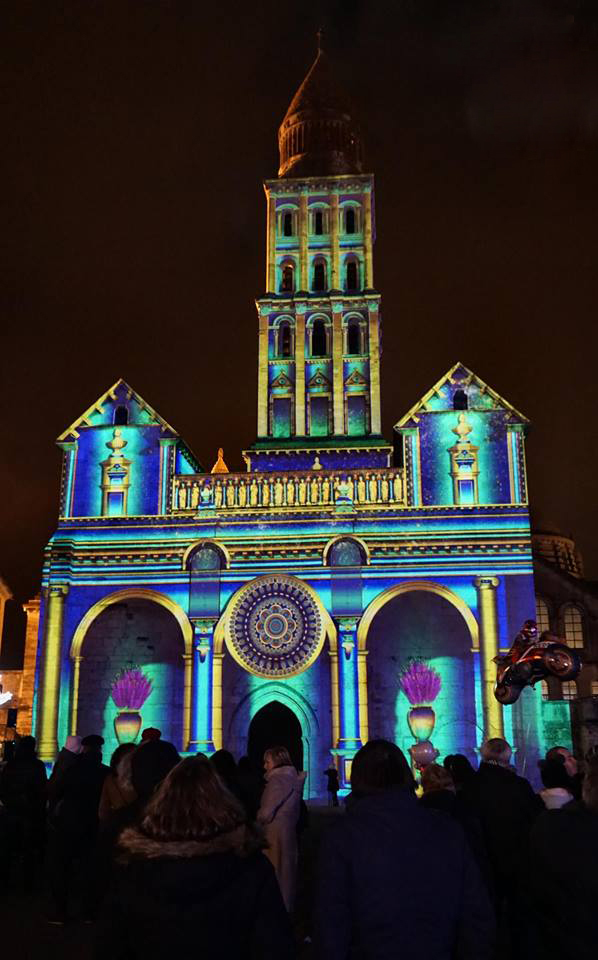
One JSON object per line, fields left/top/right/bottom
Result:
{"left": 278, "top": 36, "right": 363, "bottom": 178}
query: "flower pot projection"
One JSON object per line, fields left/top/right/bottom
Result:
{"left": 110, "top": 667, "right": 152, "bottom": 744}
{"left": 399, "top": 660, "right": 442, "bottom": 770}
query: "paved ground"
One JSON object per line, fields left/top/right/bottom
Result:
{"left": 0, "top": 804, "right": 342, "bottom": 960}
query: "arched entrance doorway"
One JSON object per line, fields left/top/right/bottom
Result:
{"left": 365, "top": 588, "right": 479, "bottom": 764}
{"left": 247, "top": 701, "right": 303, "bottom": 773}
{"left": 75, "top": 598, "right": 186, "bottom": 755}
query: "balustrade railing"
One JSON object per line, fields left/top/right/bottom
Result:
{"left": 172, "top": 468, "right": 405, "bottom": 512}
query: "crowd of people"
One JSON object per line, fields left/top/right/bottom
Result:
{"left": 0, "top": 730, "right": 597, "bottom": 959}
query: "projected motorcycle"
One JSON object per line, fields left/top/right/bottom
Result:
{"left": 493, "top": 619, "right": 581, "bottom": 705}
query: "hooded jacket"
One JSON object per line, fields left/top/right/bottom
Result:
{"left": 94, "top": 821, "right": 295, "bottom": 960}
{"left": 258, "top": 764, "right": 306, "bottom": 911}
{"left": 314, "top": 786, "right": 496, "bottom": 960}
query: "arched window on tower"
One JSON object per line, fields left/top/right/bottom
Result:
{"left": 114, "top": 406, "right": 129, "bottom": 426}
{"left": 280, "top": 263, "right": 295, "bottom": 293}
{"left": 314, "top": 210, "right": 324, "bottom": 235}
{"left": 278, "top": 321, "right": 293, "bottom": 358}
{"left": 535, "top": 596, "right": 551, "bottom": 635}
{"left": 283, "top": 212, "right": 293, "bottom": 237}
{"left": 562, "top": 605, "right": 584, "bottom": 648}
{"left": 345, "top": 207, "right": 357, "bottom": 234}
{"left": 189, "top": 544, "right": 224, "bottom": 572}
{"left": 311, "top": 319, "right": 328, "bottom": 357}
{"left": 453, "top": 389, "right": 468, "bottom": 411}
{"left": 346, "top": 318, "right": 363, "bottom": 356}
{"left": 312, "top": 259, "right": 327, "bottom": 292}
{"left": 346, "top": 259, "right": 359, "bottom": 291}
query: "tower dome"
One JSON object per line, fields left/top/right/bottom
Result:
{"left": 278, "top": 45, "right": 363, "bottom": 178}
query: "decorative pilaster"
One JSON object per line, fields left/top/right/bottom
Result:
{"left": 368, "top": 302, "right": 381, "bottom": 434}
{"left": 70, "top": 655, "right": 83, "bottom": 735}
{"left": 334, "top": 617, "right": 363, "bottom": 787}
{"left": 257, "top": 310, "right": 269, "bottom": 437}
{"left": 363, "top": 187, "right": 374, "bottom": 288}
{"left": 37, "top": 584, "right": 68, "bottom": 762}
{"left": 266, "top": 190, "right": 276, "bottom": 292}
{"left": 299, "top": 192, "right": 308, "bottom": 291}
{"left": 294, "top": 308, "right": 306, "bottom": 436}
{"left": 474, "top": 576, "right": 504, "bottom": 740}
{"left": 332, "top": 304, "right": 344, "bottom": 434}
{"left": 330, "top": 191, "right": 340, "bottom": 288}
{"left": 190, "top": 618, "right": 217, "bottom": 754}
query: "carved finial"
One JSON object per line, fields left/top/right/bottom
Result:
{"left": 452, "top": 413, "right": 473, "bottom": 444}
{"left": 211, "top": 447, "right": 229, "bottom": 475}
{"left": 106, "top": 427, "right": 128, "bottom": 455}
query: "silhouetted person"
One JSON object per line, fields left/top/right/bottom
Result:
{"left": 237, "top": 755, "right": 263, "bottom": 820}
{"left": 209, "top": 749, "right": 252, "bottom": 816}
{"left": 314, "top": 739, "right": 495, "bottom": 960}
{"left": 444, "top": 753, "right": 476, "bottom": 792}
{"left": 462, "top": 738, "right": 542, "bottom": 958}
{"left": 538, "top": 756, "right": 575, "bottom": 810}
{"left": 544, "top": 745, "right": 582, "bottom": 800}
{"left": 140, "top": 727, "right": 161, "bottom": 743}
{"left": 529, "top": 762, "right": 598, "bottom": 959}
{"left": 324, "top": 765, "right": 339, "bottom": 806}
{"left": 98, "top": 743, "right": 136, "bottom": 821}
{"left": 95, "top": 756, "right": 295, "bottom": 959}
{"left": 0, "top": 735, "right": 47, "bottom": 888}
{"left": 48, "top": 735, "right": 82, "bottom": 812}
{"left": 46, "top": 734, "right": 109, "bottom": 923}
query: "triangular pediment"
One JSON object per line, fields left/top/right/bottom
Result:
{"left": 271, "top": 372, "right": 293, "bottom": 390}
{"left": 394, "top": 362, "right": 529, "bottom": 430}
{"left": 345, "top": 368, "right": 368, "bottom": 388}
{"left": 57, "top": 379, "right": 180, "bottom": 442}
{"left": 307, "top": 369, "right": 332, "bottom": 390}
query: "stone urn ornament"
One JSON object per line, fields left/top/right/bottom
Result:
{"left": 399, "top": 659, "right": 442, "bottom": 770}
{"left": 110, "top": 666, "right": 153, "bottom": 744}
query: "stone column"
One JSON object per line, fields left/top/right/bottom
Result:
{"left": 17, "top": 595, "right": 40, "bottom": 736}
{"left": 294, "top": 309, "right": 306, "bottom": 436}
{"left": 257, "top": 309, "right": 269, "bottom": 437}
{"left": 211, "top": 652, "right": 224, "bottom": 751}
{"left": 334, "top": 617, "right": 363, "bottom": 787}
{"left": 266, "top": 189, "right": 276, "bottom": 292}
{"left": 368, "top": 302, "right": 382, "bottom": 434}
{"left": 299, "top": 191, "right": 308, "bottom": 291}
{"left": 330, "top": 191, "right": 340, "bottom": 289}
{"left": 37, "top": 585, "right": 68, "bottom": 762}
{"left": 332, "top": 306, "right": 344, "bottom": 435}
{"left": 357, "top": 650, "right": 370, "bottom": 744}
{"left": 363, "top": 188, "right": 374, "bottom": 289}
{"left": 190, "top": 618, "right": 217, "bottom": 754}
{"left": 474, "top": 576, "right": 504, "bottom": 740}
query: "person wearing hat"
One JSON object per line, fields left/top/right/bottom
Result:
{"left": 47, "top": 734, "right": 109, "bottom": 924}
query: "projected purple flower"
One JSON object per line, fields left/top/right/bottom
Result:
{"left": 110, "top": 667, "right": 153, "bottom": 710}
{"left": 399, "top": 659, "right": 441, "bottom": 705}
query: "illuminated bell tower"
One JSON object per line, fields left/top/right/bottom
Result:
{"left": 245, "top": 42, "right": 391, "bottom": 472}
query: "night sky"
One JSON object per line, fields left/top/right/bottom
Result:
{"left": 2, "top": 0, "right": 598, "bottom": 608}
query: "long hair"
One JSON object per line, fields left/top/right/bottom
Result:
{"left": 421, "top": 763, "right": 454, "bottom": 795}
{"left": 350, "top": 740, "right": 414, "bottom": 797}
{"left": 109, "top": 742, "right": 135, "bottom": 774}
{"left": 264, "top": 745, "right": 294, "bottom": 769}
{"left": 140, "top": 756, "right": 246, "bottom": 842}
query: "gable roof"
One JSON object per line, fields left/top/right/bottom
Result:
{"left": 394, "top": 362, "right": 529, "bottom": 430}
{"left": 57, "top": 379, "right": 180, "bottom": 442}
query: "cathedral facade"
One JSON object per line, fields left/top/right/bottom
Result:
{"left": 33, "top": 51, "right": 545, "bottom": 795}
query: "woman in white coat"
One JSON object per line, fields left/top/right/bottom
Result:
{"left": 257, "top": 745, "right": 306, "bottom": 911}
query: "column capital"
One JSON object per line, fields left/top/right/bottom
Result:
{"left": 474, "top": 576, "right": 500, "bottom": 590}
{"left": 335, "top": 616, "right": 360, "bottom": 632}
{"left": 191, "top": 618, "right": 218, "bottom": 634}
{"left": 46, "top": 584, "right": 69, "bottom": 600}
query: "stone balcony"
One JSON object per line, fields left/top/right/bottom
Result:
{"left": 172, "top": 467, "right": 406, "bottom": 513}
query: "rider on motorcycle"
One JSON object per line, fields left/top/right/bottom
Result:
{"left": 504, "top": 619, "right": 538, "bottom": 663}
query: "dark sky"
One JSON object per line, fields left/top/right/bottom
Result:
{"left": 2, "top": 0, "right": 598, "bottom": 605}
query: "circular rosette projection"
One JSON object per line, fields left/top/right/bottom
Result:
{"left": 225, "top": 575, "right": 326, "bottom": 678}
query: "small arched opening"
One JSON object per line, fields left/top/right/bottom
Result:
{"left": 247, "top": 701, "right": 303, "bottom": 773}
{"left": 311, "top": 319, "right": 328, "bottom": 357}
{"left": 312, "top": 259, "right": 327, "bottom": 292}
{"left": 114, "top": 406, "right": 129, "bottom": 426}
